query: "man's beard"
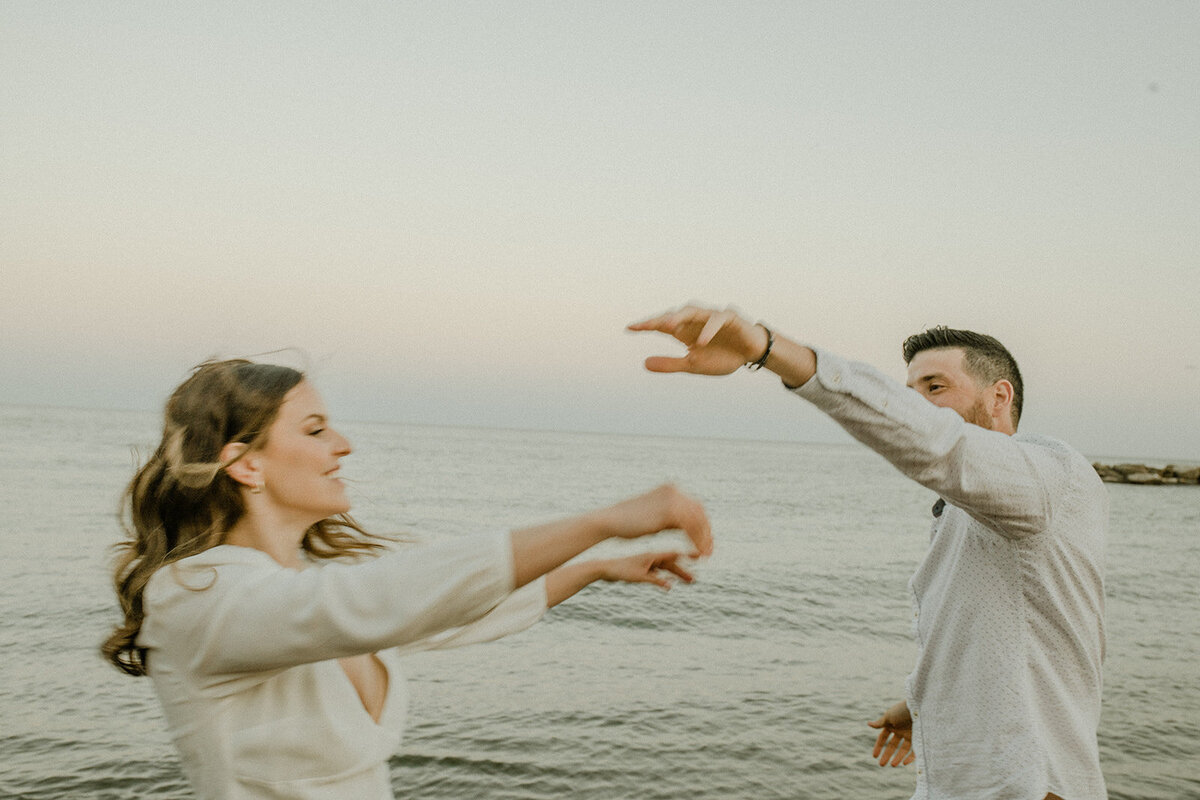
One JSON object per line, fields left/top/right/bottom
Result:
{"left": 964, "top": 395, "right": 994, "bottom": 430}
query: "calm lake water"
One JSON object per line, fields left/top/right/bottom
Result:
{"left": 1, "top": 404, "right": 1196, "bottom": 799}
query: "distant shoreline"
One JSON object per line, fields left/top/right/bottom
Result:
{"left": 1093, "top": 463, "right": 1200, "bottom": 485}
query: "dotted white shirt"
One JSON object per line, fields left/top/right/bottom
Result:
{"left": 794, "top": 347, "right": 1107, "bottom": 800}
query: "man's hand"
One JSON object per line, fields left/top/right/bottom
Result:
{"left": 628, "top": 303, "right": 817, "bottom": 388}
{"left": 627, "top": 305, "right": 767, "bottom": 376}
{"left": 868, "top": 700, "right": 916, "bottom": 767}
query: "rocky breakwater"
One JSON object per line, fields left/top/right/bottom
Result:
{"left": 1092, "top": 463, "right": 1200, "bottom": 485}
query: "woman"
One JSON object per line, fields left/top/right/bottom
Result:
{"left": 102, "top": 358, "right": 711, "bottom": 799}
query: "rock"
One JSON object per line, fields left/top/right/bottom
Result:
{"left": 1090, "top": 463, "right": 1199, "bottom": 485}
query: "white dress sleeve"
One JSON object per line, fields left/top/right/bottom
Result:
{"left": 393, "top": 577, "right": 548, "bottom": 656}
{"left": 139, "top": 531, "right": 519, "bottom": 677}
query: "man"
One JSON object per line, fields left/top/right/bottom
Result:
{"left": 629, "top": 306, "right": 1106, "bottom": 800}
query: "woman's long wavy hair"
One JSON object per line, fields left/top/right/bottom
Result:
{"left": 102, "top": 358, "right": 388, "bottom": 676}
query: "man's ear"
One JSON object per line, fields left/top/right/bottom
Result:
{"left": 220, "top": 442, "right": 260, "bottom": 490}
{"left": 991, "top": 380, "right": 1015, "bottom": 421}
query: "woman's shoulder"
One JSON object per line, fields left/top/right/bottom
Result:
{"left": 144, "top": 545, "right": 281, "bottom": 604}
{"left": 183, "top": 543, "right": 281, "bottom": 567}
{"left": 139, "top": 546, "right": 286, "bottom": 650}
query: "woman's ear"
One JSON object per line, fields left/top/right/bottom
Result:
{"left": 220, "top": 442, "right": 260, "bottom": 490}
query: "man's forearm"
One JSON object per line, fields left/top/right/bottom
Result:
{"left": 761, "top": 331, "right": 818, "bottom": 389}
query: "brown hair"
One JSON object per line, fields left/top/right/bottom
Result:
{"left": 102, "top": 359, "right": 387, "bottom": 676}
{"left": 902, "top": 326, "right": 1024, "bottom": 428}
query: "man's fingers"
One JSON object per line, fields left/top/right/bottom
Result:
{"left": 643, "top": 352, "right": 705, "bottom": 371}
{"left": 695, "top": 309, "right": 732, "bottom": 347}
{"left": 872, "top": 728, "right": 887, "bottom": 757}
{"left": 628, "top": 305, "right": 716, "bottom": 340}
{"left": 643, "top": 356, "right": 689, "bottom": 373}
{"left": 626, "top": 312, "right": 672, "bottom": 332}
{"left": 878, "top": 736, "right": 899, "bottom": 766}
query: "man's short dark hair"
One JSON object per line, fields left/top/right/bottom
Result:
{"left": 902, "top": 326, "right": 1024, "bottom": 428}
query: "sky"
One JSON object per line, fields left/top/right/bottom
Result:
{"left": 2, "top": 2, "right": 1197, "bottom": 461}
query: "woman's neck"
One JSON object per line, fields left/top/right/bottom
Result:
{"left": 223, "top": 512, "right": 310, "bottom": 569}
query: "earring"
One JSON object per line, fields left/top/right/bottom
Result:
{"left": 249, "top": 481, "right": 264, "bottom": 494}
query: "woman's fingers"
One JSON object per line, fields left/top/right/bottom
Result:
{"left": 641, "top": 553, "right": 695, "bottom": 586}
{"left": 662, "top": 485, "right": 713, "bottom": 557}
{"left": 684, "top": 512, "right": 713, "bottom": 558}
{"left": 603, "top": 552, "right": 696, "bottom": 590}
{"left": 657, "top": 556, "right": 695, "bottom": 583}
{"left": 607, "top": 484, "right": 712, "bottom": 556}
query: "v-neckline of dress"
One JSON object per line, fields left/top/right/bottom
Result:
{"left": 336, "top": 653, "right": 390, "bottom": 725}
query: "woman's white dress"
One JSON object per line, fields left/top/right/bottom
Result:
{"left": 136, "top": 532, "right": 546, "bottom": 799}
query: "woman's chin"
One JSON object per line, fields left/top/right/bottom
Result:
{"left": 321, "top": 499, "right": 352, "bottom": 518}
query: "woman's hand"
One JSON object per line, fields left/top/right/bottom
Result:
{"left": 598, "top": 551, "right": 695, "bottom": 590}
{"left": 593, "top": 484, "right": 712, "bottom": 558}
{"left": 510, "top": 484, "right": 711, "bottom": 589}
{"left": 545, "top": 551, "right": 696, "bottom": 607}
{"left": 868, "top": 700, "right": 916, "bottom": 767}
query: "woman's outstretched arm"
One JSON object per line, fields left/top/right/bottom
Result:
{"left": 544, "top": 551, "right": 695, "bottom": 607}
{"left": 508, "top": 484, "right": 711, "bottom": 590}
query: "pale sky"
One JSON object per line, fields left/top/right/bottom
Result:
{"left": 2, "top": 2, "right": 1197, "bottom": 461}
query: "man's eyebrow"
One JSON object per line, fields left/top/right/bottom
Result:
{"left": 907, "top": 372, "right": 947, "bottom": 388}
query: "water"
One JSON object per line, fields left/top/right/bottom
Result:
{"left": 1, "top": 405, "right": 1196, "bottom": 799}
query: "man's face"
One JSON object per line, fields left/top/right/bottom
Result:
{"left": 905, "top": 347, "right": 994, "bottom": 430}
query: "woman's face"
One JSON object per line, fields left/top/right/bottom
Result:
{"left": 254, "top": 380, "right": 353, "bottom": 524}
